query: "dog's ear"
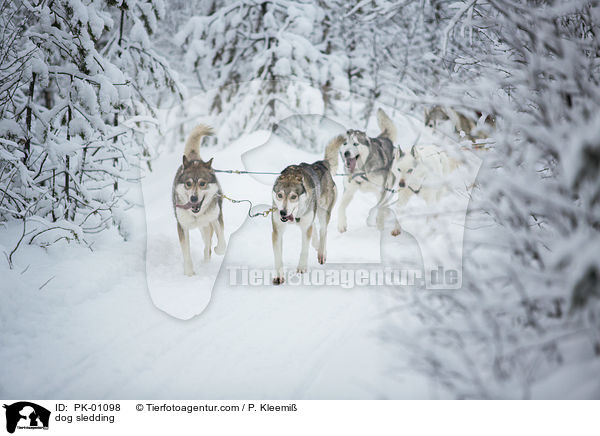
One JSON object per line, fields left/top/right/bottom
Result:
{"left": 183, "top": 155, "right": 190, "bottom": 168}
{"left": 410, "top": 144, "right": 417, "bottom": 158}
{"left": 393, "top": 147, "right": 404, "bottom": 159}
{"left": 205, "top": 157, "right": 213, "bottom": 167}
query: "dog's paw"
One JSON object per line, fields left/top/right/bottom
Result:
{"left": 318, "top": 253, "right": 326, "bottom": 264}
{"left": 214, "top": 243, "right": 226, "bottom": 255}
{"left": 391, "top": 228, "right": 401, "bottom": 237}
{"left": 337, "top": 223, "right": 347, "bottom": 233}
{"left": 184, "top": 268, "right": 195, "bottom": 277}
{"left": 273, "top": 276, "right": 285, "bottom": 285}
{"left": 296, "top": 266, "right": 307, "bottom": 274}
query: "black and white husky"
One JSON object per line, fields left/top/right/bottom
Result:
{"left": 337, "top": 108, "right": 398, "bottom": 233}
{"left": 271, "top": 135, "right": 345, "bottom": 285}
{"left": 172, "top": 125, "right": 226, "bottom": 276}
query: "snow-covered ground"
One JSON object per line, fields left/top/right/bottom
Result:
{"left": 1, "top": 116, "right": 441, "bottom": 399}
{"left": 0, "top": 100, "right": 508, "bottom": 401}
{"left": 0, "top": 108, "right": 486, "bottom": 398}
{"left": 2, "top": 109, "right": 597, "bottom": 399}
{"left": 0, "top": 215, "right": 428, "bottom": 399}
{"left": 0, "top": 218, "right": 428, "bottom": 398}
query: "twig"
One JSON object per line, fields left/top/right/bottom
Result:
{"left": 39, "top": 275, "right": 55, "bottom": 290}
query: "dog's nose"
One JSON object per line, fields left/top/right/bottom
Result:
{"left": 190, "top": 195, "right": 198, "bottom": 203}
{"left": 344, "top": 151, "right": 351, "bottom": 158}
{"left": 398, "top": 180, "right": 406, "bottom": 188}
{"left": 280, "top": 210, "right": 287, "bottom": 217}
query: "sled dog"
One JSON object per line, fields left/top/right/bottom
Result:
{"left": 337, "top": 108, "right": 398, "bottom": 233}
{"left": 376, "top": 143, "right": 459, "bottom": 236}
{"left": 271, "top": 135, "right": 344, "bottom": 285}
{"left": 172, "top": 125, "right": 226, "bottom": 276}
{"left": 424, "top": 106, "right": 494, "bottom": 140}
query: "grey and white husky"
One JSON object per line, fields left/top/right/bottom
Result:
{"left": 271, "top": 135, "right": 345, "bottom": 285}
{"left": 172, "top": 125, "right": 226, "bottom": 276}
{"left": 337, "top": 108, "right": 398, "bottom": 233}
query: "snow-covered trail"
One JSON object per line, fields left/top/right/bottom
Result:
{"left": 0, "top": 217, "right": 427, "bottom": 399}
{"left": 0, "top": 110, "right": 483, "bottom": 398}
{"left": 1, "top": 125, "right": 439, "bottom": 399}
{"left": 143, "top": 129, "right": 387, "bottom": 319}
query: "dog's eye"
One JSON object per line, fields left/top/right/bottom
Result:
{"left": 343, "top": 142, "right": 347, "bottom": 146}
{"left": 277, "top": 193, "right": 283, "bottom": 199}
{"left": 354, "top": 142, "right": 359, "bottom": 146}
{"left": 407, "top": 169, "right": 413, "bottom": 174}
{"left": 185, "top": 180, "right": 193, "bottom": 188}
{"left": 198, "top": 181, "right": 206, "bottom": 188}
{"left": 290, "top": 194, "right": 297, "bottom": 201}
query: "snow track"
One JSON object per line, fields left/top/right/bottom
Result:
{"left": 0, "top": 119, "right": 474, "bottom": 398}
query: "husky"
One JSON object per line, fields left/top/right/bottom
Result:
{"left": 424, "top": 106, "right": 494, "bottom": 141}
{"left": 375, "top": 143, "right": 459, "bottom": 236}
{"left": 271, "top": 135, "right": 344, "bottom": 285}
{"left": 172, "top": 125, "right": 226, "bottom": 276}
{"left": 337, "top": 108, "right": 398, "bottom": 233}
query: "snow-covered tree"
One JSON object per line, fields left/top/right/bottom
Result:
{"left": 173, "top": 1, "right": 344, "bottom": 143}
{"left": 0, "top": 0, "right": 180, "bottom": 262}
{"left": 379, "top": 0, "right": 600, "bottom": 398}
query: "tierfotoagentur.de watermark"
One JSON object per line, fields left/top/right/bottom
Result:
{"left": 227, "top": 266, "right": 460, "bottom": 289}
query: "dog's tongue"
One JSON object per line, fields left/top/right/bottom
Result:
{"left": 177, "top": 202, "right": 199, "bottom": 211}
{"left": 283, "top": 214, "right": 294, "bottom": 222}
{"left": 346, "top": 157, "right": 357, "bottom": 173}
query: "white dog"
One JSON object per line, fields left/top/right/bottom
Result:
{"left": 375, "top": 144, "right": 459, "bottom": 236}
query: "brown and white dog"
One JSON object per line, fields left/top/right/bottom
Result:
{"left": 172, "top": 125, "right": 226, "bottom": 276}
{"left": 424, "top": 106, "right": 495, "bottom": 141}
{"left": 271, "top": 135, "right": 344, "bottom": 285}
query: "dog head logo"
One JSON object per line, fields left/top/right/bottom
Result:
{"left": 3, "top": 402, "right": 50, "bottom": 433}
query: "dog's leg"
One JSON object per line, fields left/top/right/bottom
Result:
{"left": 213, "top": 212, "right": 226, "bottom": 255}
{"left": 178, "top": 223, "right": 194, "bottom": 276}
{"left": 421, "top": 187, "right": 440, "bottom": 224}
{"left": 311, "top": 223, "right": 319, "bottom": 250}
{"left": 337, "top": 180, "right": 358, "bottom": 233}
{"left": 375, "top": 184, "right": 396, "bottom": 231}
{"left": 316, "top": 208, "right": 328, "bottom": 264}
{"left": 375, "top": 205, "right": 400, "bottom": 234}
{"left": 391, "top": 189, "right": 412, "bottom": 236}
{"left": 376, "top": 207, "right": 387, "bottom": 232}
{"left": 297, "top": 222, "right": 312, "bottom": 273}
{"left": 272, "top": 218, "right": 286, "bottom": 285}
{"left": 391, "top": 216, "right": 402, "bottom": 237}
{"left": 201, "top": 225, "right": 213, "bottom": 262}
